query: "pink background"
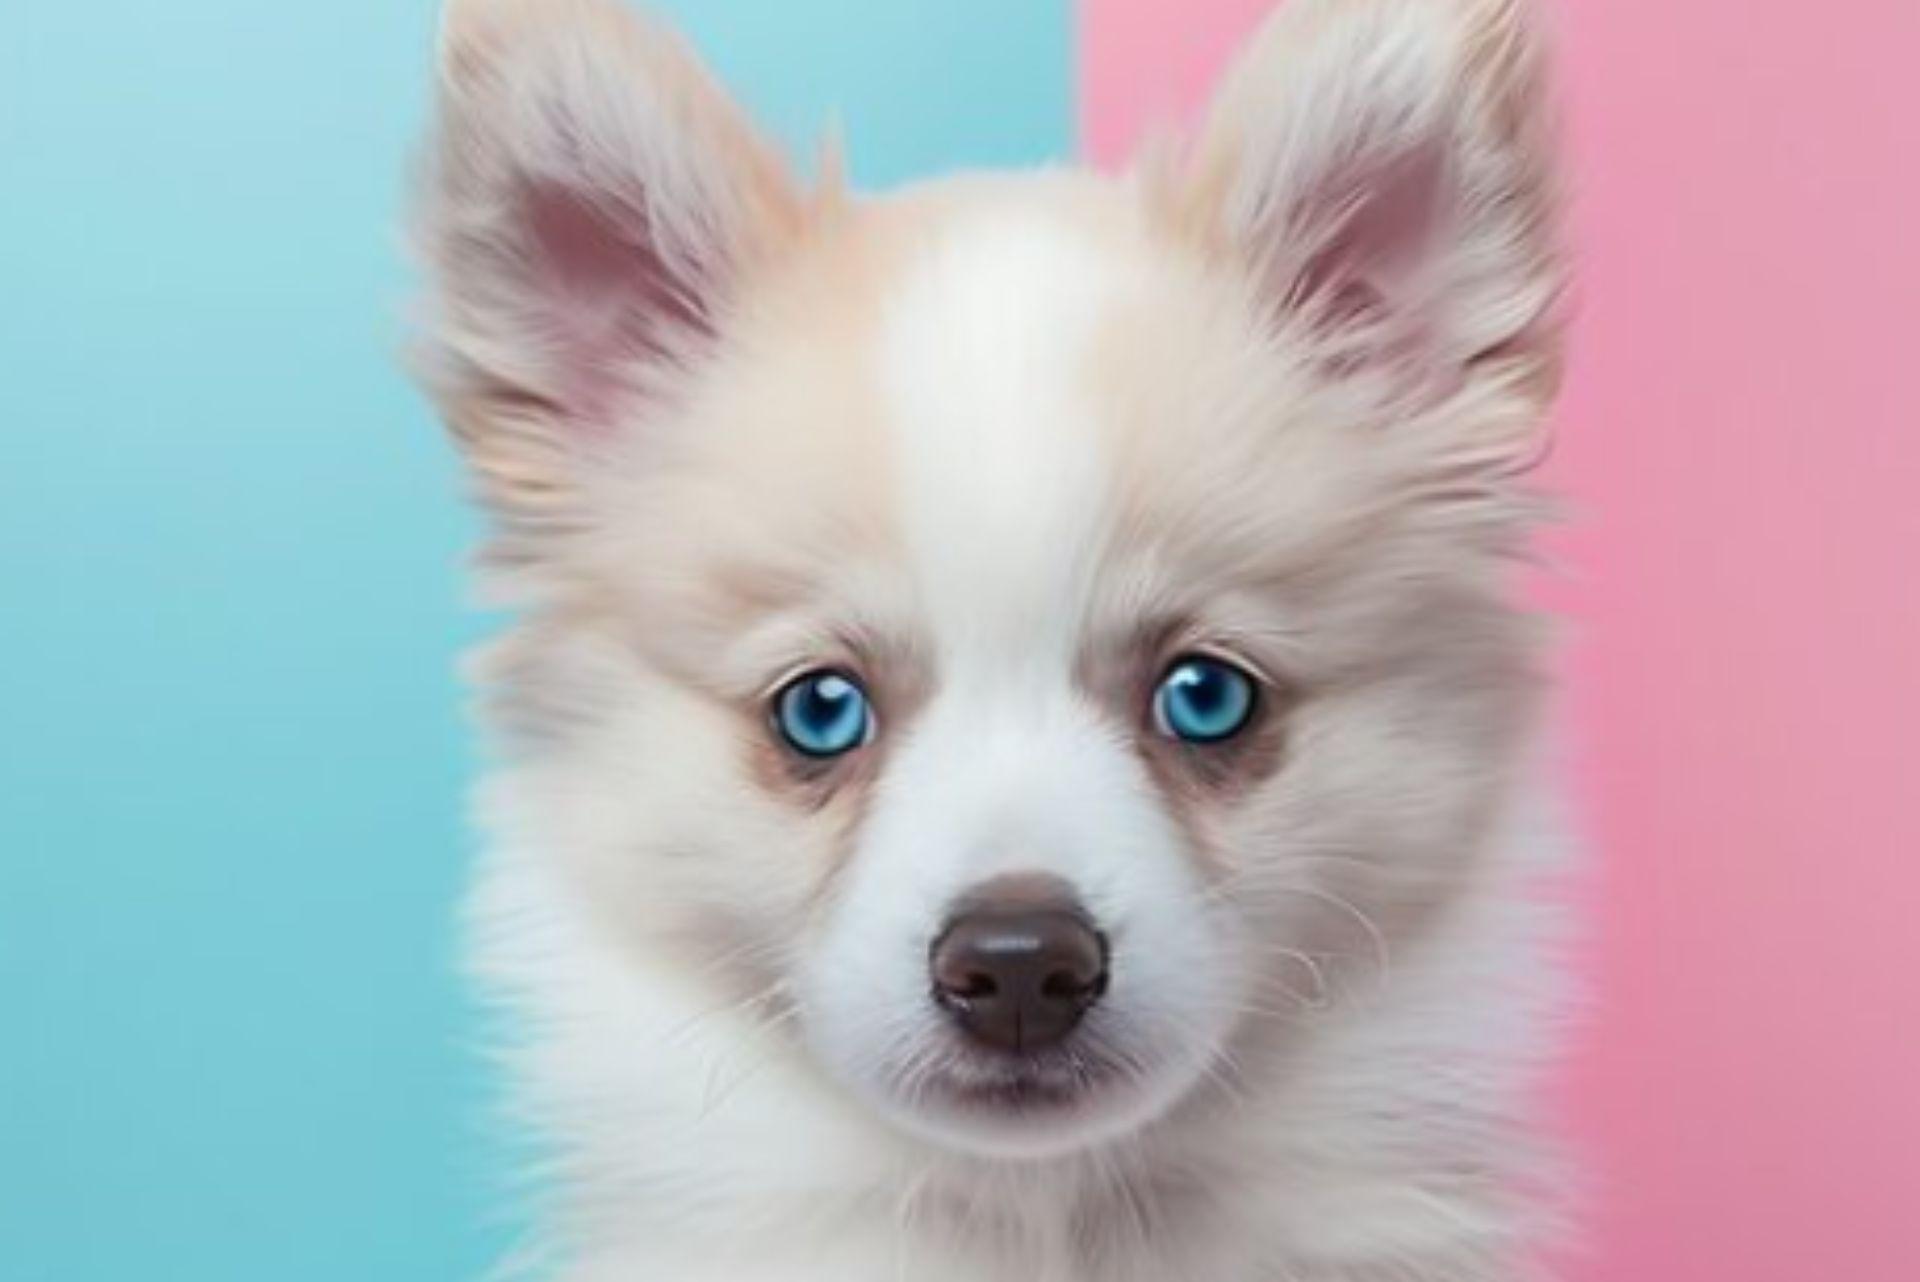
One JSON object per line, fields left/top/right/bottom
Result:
{"left": 1082, "top": 2, "right": 1920, "bottom": 1280}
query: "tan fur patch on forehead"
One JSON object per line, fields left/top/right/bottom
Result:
{"left": 587, "top": 203, "right": 919, "bottom": 681}
{"left": 1092, "top": 240, "right": 1369, "bottom": 557}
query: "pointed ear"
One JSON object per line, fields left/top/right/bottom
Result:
{"left": 413, "top": 0, "right": 804, "bottom": 520}
{"left": 1169, "top": 0, "right": 1565, "bottom": 416}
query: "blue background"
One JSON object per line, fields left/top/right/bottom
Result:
{"left": 0, "top": 3, "right": 1068, "bottom": 1277}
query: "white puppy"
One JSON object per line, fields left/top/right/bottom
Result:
{"left": 411, "top": 1, "right": 1572, "bottom": 1277}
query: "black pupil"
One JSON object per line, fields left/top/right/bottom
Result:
{"left": 802, "top": 679, "right": 849, "bottom": 728}
{"left": 1184, "top": 665, "right": 1229, "bottom": 713}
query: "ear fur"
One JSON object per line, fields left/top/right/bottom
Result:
{"left": 1166, "top": 0, "right": 1565, "bottom": 421}
{"left": 413, "top": 0, "right": 805, "bottom": 524}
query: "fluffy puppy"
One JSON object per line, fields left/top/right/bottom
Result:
{"left": 410, "top": 1, "right": 1572, "bottom": 1278}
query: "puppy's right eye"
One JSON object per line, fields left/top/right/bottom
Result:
{"left": 772, "top": 670, "right": 875, "bottom": 759}
{"left": 1153, "top": 656, "right": 1258, "bottom": 744}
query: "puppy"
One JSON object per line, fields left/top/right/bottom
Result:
{"left": 410, "top": 0, "right": 1572, "bottom": 1277}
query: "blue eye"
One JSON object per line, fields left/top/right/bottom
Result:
{"left": 1154, "top": 656, "right": 1257, "bottom": 744}
{"left": 773, "top": 670, "right": 874, "bottom": 758}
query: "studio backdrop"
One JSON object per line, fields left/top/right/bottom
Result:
{"left": 3, "top": 2, "right": 1915, "bottom": 1280}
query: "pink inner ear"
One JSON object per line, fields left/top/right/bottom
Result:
{"left": 521, "top": 181, "right": 713, "bottom": 427}
{"left": 1284, "top": 143, "right": 1448, "bottom": 335}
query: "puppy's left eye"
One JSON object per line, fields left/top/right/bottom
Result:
{"left": 773, "top": 669, "right": 875, "bottom": 758}
{"left": 1153, "top": 656, "right": 1257, "bottom": 744}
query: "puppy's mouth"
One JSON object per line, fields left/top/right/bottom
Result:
{"left": 861, "top": 1022, "right": 1204, "bottom": 1160}
{"left": 915, "top": 1040, "right": 1127, "bottom": 1116}
{"left": 807, "top": 1002, "right": 1215, "bottom": 1159}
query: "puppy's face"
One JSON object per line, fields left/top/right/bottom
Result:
{"left": 419, "top": 0, "right": 1562, "bottom": 1159}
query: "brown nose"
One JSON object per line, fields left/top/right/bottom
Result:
{"left": 929, "top": 880, "right": 1108, "bottom": 1053}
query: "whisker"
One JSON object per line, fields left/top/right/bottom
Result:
{"left": 1262, "top": 882, "right": 1394, "bottom": 992}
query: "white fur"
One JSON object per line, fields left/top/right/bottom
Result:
{"left": 880, "top": 208, "right": 1118, "bottom": 658}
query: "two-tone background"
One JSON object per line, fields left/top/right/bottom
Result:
{"left": 4, "top": 2, "right": 1916, "bottom": 1279}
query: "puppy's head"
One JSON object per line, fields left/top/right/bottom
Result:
{"left": 416, "top": 0, "right": 1563, "bottom": 1160}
